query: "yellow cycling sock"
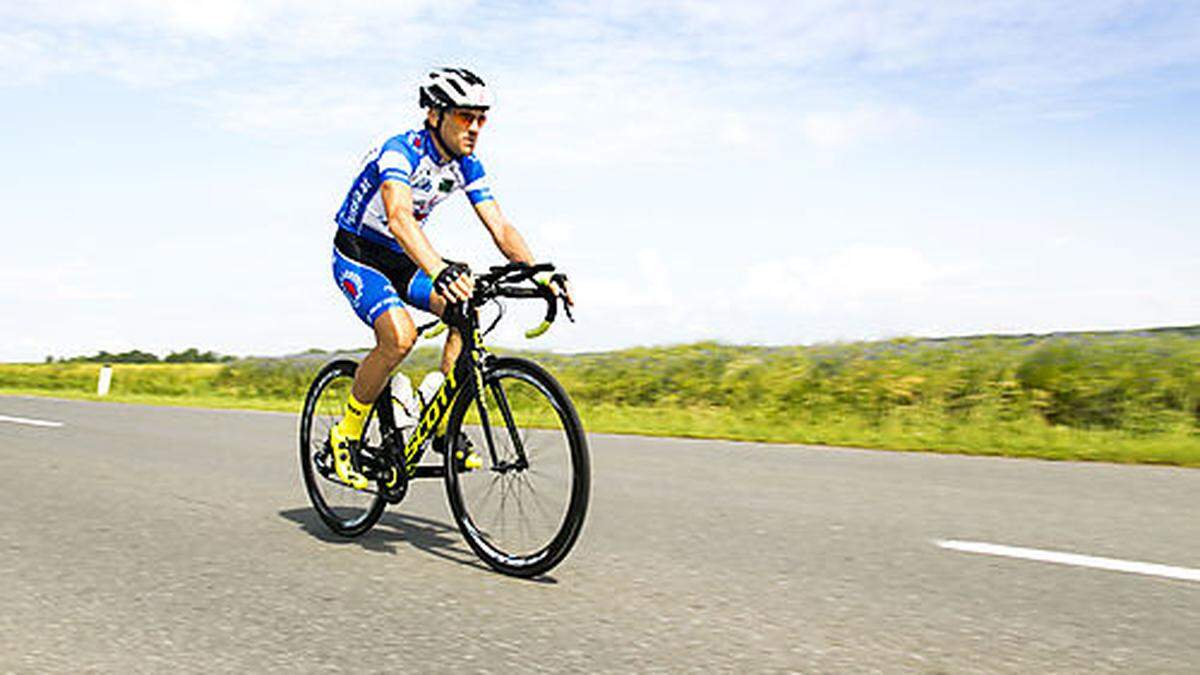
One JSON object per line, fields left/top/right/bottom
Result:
{"left": 335, "top": 391, "right": 370, "bottom": 440}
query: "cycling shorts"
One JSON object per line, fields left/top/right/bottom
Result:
{"left": 331, "top": 230, "right": 434, "bottom": 327}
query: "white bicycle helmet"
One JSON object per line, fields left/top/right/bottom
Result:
{"left": 419, "top": 67, "right": 493, "bottom": 110}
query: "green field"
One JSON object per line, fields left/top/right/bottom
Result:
{"left": 4, "top": 329, "right": 1198, "bottom": 466}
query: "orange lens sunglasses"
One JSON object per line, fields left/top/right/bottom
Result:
{"left": 453, "top": 110, "right": 488, "bottom": 127}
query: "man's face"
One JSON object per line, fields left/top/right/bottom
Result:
{"left": 431, "top": 107, "right": 488, "bottom": 156}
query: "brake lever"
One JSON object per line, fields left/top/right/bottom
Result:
{"left": 547, "top": 272, "right": 574, "bottom": 322}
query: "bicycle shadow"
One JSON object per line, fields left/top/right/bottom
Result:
{"left": 278, "top": 507, "right": 558, "bottom": 584}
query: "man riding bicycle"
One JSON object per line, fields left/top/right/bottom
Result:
{"left": 327, "top": 67, "right": 572, "bottom": 489}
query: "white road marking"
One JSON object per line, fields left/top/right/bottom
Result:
{"left": 936, "top": 539, "right": 1200, "bottom": 582}
{"left": 0, "top": 414, "right": 64, "bottom": 428}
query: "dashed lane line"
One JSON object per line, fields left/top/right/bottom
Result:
{"left": 936, "top": 539, "right": 1200, "bottom": 583}
{"left": 0, "top": 414, "right": 65, "bottom": 428}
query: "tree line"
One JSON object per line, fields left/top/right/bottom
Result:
{"left": 46, "top": 348, "right": 234, "bottom": 364}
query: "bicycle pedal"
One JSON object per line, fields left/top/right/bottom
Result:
{"left": 379, "top": 463, "right": 408, "bottom": 504}
{"left": 433, "top": 432, "right": 472, "bottom": 455}
{"left": 314, "top": 444, "right": 334, "bottom": 478}
{"left": 456, "top": 449, "right": 483, "bottom": 471}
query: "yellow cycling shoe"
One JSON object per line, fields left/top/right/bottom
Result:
{"left": 455, "top": 448, "right": 484, "bottom": 471}
{"left": 328, "top": 426, "right": 369, "bottom": 490}
{"left": 435, "top": 433, "right": 483, "bottom": 472}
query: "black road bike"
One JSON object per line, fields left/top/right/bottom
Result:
{"left": 298, "top": 262, "right": 590, "bottom": 577}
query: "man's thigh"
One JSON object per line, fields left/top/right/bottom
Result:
{"left": 332, "top": 248, "right": 404, "bottom": 326}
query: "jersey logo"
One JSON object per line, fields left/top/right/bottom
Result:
{"left": 438, "top": 178, "right": 454, "bottom": 192}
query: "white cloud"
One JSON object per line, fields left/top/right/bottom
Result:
{"left": 197, "top": 81, "right": 394, "bottom": 136}
{"left": 0, "top": 26, "right": 217, "bottom": 88}
{"left": 745, "top": 247, "right": 964, "bottom": 312}
{"left": 0, "top": 30, "right": 63, "bottom": 85}
{"left": 532, "top": 221, "right": 576, "bottom": 248}
{"left": 0, "top": 1, "right": 448, "bottom": 42}
{"left": 5, "top": 1, "right": 1196, "bottom": 119}
{"left": 583, "top": 248, "right": 675, "bottom": 311}
{"left": 0, "top": 1, "right": 459, "bottom": 88}
{"left": 0, "top": 262, "right": 132, "bottom": 304}
{"left": 801, "top": 106, "right": 922, "bottom": 148}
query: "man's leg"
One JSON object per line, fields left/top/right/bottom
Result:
{"left": 329, "top": 308, "right": 417, "bottom": 488}
{"left": 425, "top": 291, "right": 463, "bottom": 375}
{"left": 354, "top": 308, "right": 418, "bottom": 402}
{"left": 421, "top": 291, "right": 481, "bottom": 470}
{"left": 440, "top": 328, "right": 463, "bottom": 375}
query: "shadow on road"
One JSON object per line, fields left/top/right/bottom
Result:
{"left": 278, "top": 507, "right": 558, "bottom": 584}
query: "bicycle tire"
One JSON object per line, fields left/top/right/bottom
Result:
{"left": 299, "top": 359, "right": 386, "bottom": 537}
{"left": 443, "top": 357, "right": 590, "bottom": 577}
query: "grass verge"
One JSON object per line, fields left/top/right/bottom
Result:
{"left": 3, "top": 386, "right": 1196, "bottom": 468}
{"left": 6, "top": 331, "right": 1198, "bottom": 468}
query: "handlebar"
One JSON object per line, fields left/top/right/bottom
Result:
{"left": 417, "top": 262, "right": 571, "bottom": 340}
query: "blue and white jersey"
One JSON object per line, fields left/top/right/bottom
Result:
{"left": 334, "top": 127, "right": 493, "bottom": 253}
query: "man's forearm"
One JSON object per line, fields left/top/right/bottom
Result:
{"left": 495, "top": 222, "right": 534, "bottom": 264}
{"left": 388, "top": 216, "right": 445, "bottom": 277}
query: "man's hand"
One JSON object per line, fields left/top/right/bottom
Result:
{"left": 552, "top": 276, "right": 574, "bottom": 307}
{"left": 433, "top": 262, "right": 475, "bottom": 303}
{"left": 537, "top": 272, "right": 574, "bottom": 307}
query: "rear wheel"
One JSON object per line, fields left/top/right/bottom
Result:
{"left": 444, "top": 357, "right": 590, "bottom": 577}
{"left": 299, "top": 359, "right": 386, "bottom": 537}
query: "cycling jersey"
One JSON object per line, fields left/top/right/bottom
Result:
{"left": 331, "top": 126, "right": 491, "bottom": 326}
{"left": 334, "top": 127, "right": 493, "bottom": 253}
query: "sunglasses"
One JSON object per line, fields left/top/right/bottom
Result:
{"left": 452, "top": 109, "right": 488, "bottom": 127}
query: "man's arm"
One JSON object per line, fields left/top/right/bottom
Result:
{"left": 381, "top": 180, "right": 472, "bottom": 301}
{"left": 473, "top": 199, "right": 535, "bottom": 264}
{"left": 473, "top": 199, "right": 573, "bottom": 305}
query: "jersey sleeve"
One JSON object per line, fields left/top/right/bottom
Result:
{"left": 376, "top": 135, "right": 420, "bottom": 185}
{"left": 458, "top": 154, "right": 494, "bottom": 204}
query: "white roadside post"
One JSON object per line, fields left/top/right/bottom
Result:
{"left": 97, "top": 364, "right": 113, "bottom": 396}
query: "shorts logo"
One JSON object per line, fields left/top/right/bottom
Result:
{"left": 339, "top": 270, "right": 364, "bottom": 305}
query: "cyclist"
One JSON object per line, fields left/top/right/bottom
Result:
{"left": 327, "top": 67, "right": 572, "bottom": 489}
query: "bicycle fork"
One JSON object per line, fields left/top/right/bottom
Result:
{"left": 471, "top": 368, "right": 530, "bottom": 474}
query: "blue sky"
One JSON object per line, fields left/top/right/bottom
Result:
{"left": 1, "top": 1, "right": 1198, "bottom": 361}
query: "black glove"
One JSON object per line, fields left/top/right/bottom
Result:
{"left": 433, "top": 262, "right": 471, "bottom": 300}
{"left": 535, "top": 271, "right": 569, "bottom": 289}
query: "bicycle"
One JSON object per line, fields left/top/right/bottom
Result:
{"left": 298, "top": 262, "right": 590, "bottom": 577}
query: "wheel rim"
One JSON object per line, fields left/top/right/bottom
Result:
{"left": 306, "top": 368, "right": 378, "bottom": 529}
{"left": 453, "top": 368, "right": 577, "bottom": 564}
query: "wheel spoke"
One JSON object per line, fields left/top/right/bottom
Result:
{"left": 517, "top": 471, "right": 558, "bottom": 525}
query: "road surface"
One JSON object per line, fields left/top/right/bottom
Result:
{"left": 1, "top": 395, "right": 1197, "bottom": 672}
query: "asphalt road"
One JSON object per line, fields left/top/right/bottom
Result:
{"left": 1, "top": 395, "right": 1198, "bottom": 673}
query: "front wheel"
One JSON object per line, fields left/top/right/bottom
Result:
{"left": 444, "top": 357, "right": 590, "bottom": 577}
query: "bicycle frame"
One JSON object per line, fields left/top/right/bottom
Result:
{"left": 373, "top": 314, "right": 529, "bottom": 482}
{"left": 365, "top": 263, "right": 563, "bottom": 487}
{"left": 405, "top": 327, "right": 479, "bottom": 471}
